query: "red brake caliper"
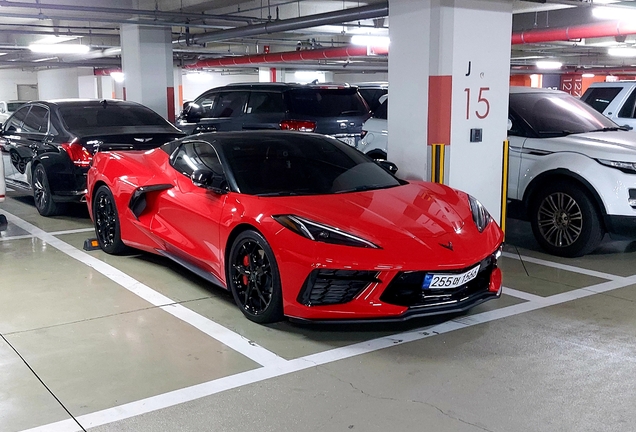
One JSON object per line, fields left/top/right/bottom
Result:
{"left": 242, "top": 254, "right": 249, "bottom": 285}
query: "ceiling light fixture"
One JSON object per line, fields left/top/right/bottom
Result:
{"left": 592, "top": 6, "right": 636, "bottom": 20}
{"left": 33, "top": 35, "right": 78, "bottom": 45}
{"left": 350, "top": 35, "right": 390, "bottom": 47}
{"left": 29, "top": 44, "right": 90, "bottom": 54}
{"left": 536, "top": 60, "right": 562, "bottom": 70}
{"left": 608, "top": 47, "right": 636, "bottom": 57}
{"left": 110, "top": 72, "right": 124, "bottom": 83}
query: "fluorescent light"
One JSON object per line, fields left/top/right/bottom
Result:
{"left": 608, "top": 47, "right": 636, "bottom": 57}
{"left": 33, "top": 35, "right": 78, "bottom": 45}
{"left": 536, "top": 60, "right": 562, "bottom": 70}
{"left": 582, "top": 73, "right": 595, "bottom": 78}
{"left": 29, "top": 44, "right": 90, "bottom": 54}
{"left": 593, "top": 6, "right": 636, "bottom": 20}
{"left": 351, "top": 35, "right": 390, "bottom": 47}
{"left": 110, "top": 72, "right": 124, "bottom": 83}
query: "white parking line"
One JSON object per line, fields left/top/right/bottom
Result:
{"left": 0, "top": 227, "right": 94, "bottom": 242}
{"left": 3, "top": 211, "right": 286, "bottom": 369}
{"left": 502, "top": 251, "right": 626, "bottom": 281}
{"left": 19, "top": 271, "right": 636, "bottom": 432}
{"left": 503, "top": 286, "right": 547, "bottom": 303}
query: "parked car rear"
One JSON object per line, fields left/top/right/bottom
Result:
{"left": 176, "top": 83, "right": 370, "bottom": 147}
{"left": 0, "top": 99, "right": 184, "bottom": 216}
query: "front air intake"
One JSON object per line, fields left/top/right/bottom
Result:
{"left": 298, "top": 269, "right": 380, "bottom": 306}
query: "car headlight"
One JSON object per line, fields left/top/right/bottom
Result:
{"left": 468, "top": 195, "right": 492, "bottom": 233}
{"left": 597, "top": 159, "right": 636, "bottom": 174}
{"left": 272, "top": 215, "right": 380, "bottom": 248}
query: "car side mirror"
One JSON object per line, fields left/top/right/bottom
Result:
{"left": 183, "top": 102, "right": 203, "bottom": 122}
{"left": 191, "top": 169, "right": 228, "bottom": 194}
{"left": 507, "top": 118, "right": 513, "bottom": 131}
{"left": 377, "top": 160, "right": 398, "bottom": 175}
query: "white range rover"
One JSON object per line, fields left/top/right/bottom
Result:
{"left": 508, "top": 86, "right": 636, "bottom": 257}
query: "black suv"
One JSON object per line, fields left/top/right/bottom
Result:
{"left": 176, "top": 83, "right": 370, "bottom": 147}
{"left": 1, "top": 99, "right": 184, "bottom": 216}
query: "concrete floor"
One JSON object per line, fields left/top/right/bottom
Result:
{"left": 1, "top": 189, "right": 636, "bottom": 432}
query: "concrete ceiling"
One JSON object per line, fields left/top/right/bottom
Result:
{"left": 0, "top": 0, "right": 634, "bottom": 75}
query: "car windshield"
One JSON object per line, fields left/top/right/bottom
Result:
{"left": 510, "top": 91, "right": 618, "bottom": 137}
{"left": 59, "top": 103, "right": 173, "bottom": 131}
{"left": 222, "top": 134, "right": 401, "bottom": 196}
{"left": 288, "top": 88, "right": 369, "bottom": 117}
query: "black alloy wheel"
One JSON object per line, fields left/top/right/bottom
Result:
{"left": 9, "top": 149, "right": 26, "bottom": 174}
{"left": 32, "top": 164, "right": 63, "bottom": 216}
{"left": 93, "top": 185, "right": 127, "bottom": 254}
{"left": 530, "top": 181, "right": 603, "bottom": 257}
{"left": 228, "top": 230, "right": 283, "bottom": 323}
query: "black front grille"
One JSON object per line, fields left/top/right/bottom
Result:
{"left": 380, "top": 255, "right": 496, "bottom": 308}
{"left": 298, "top": 269, "right": 380, "bottom": 306}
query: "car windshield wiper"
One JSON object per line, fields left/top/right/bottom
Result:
{"left": 589, "top": 126, "right": 630, "bottom": 132}
{"left": 257, "top": 191, "right": 299, "bottom": 197}
{"left": 335, "top": 184, "right": 397, "bottom": 194}
{"left": 537, "top": 130, "right": 576, "bottom": 137}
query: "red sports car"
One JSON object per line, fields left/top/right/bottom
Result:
{"left": 86, "top": 131, "right": 503, "bottom": 324}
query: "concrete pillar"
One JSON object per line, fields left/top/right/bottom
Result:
{"left": 174, "top": 66, "right": 183, "bottom": 117}
{"left": 37, "top": 68, "right": 79, "bottom": 99}
{"left": 389, "top": 0, "right": 512, "bottom": 222}
{"left": 121, "top": 24, "right": 174, "bottom": 121}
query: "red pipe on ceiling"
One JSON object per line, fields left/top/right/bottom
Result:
{"left": 512, "top": 20, "right": 636, "bottom": 44}
{"left": 184, "top": 20, "right": 636, "bottom": 70}
{"left": 184, "top": 45, "right": 388, "bottom": 69}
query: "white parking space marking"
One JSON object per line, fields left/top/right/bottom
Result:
{"left": 503, "top": 286, "right": 547, "bottom": 303}
{"left": 0, "top": 227, "right": 94, "bottom": 242}
{"left": 20, "top": 270, "right": 636, "bottom": 432}
{"left": 502, "top": 251, "right": 626, "bottom": 281}
{"left": 3, "top": 211, "right": 286, "bottom": 368}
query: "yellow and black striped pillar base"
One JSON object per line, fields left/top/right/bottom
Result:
{"left": 430, "top": 144, "right": 446, "bottom": 184}
{"left": 500, "top": 140, "right": 510, "bottom": 235}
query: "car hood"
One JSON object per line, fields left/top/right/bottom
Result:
{"left": 255, "top": 182, "right": 502, "bottom": 265}
{"left": 526, "top": 130, "right": 636, "bottom": 162}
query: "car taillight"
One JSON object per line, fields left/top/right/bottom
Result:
{"left": 279, "top": 120, "right": 316, "bottom": 132}
{"left": 360, "top": 130, "right": 368, "bottom": 139}
{"left": 60, "top": 142, "right": 92, "bottom": 167}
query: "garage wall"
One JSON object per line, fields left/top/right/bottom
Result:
{"left": 0, "top": 69, "right": 38, "bottom": 101}
{"left": 334, "top": 72, "right": 389, "bottom": 85}
{"left": 37, "top": 68, "right": 80, "bottom": 99}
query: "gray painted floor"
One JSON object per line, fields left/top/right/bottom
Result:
{"left": 1, "top": 190, "right": 635, "bottom": 432}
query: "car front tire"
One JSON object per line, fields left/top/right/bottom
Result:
{"left": 227, "top": 230, "right": 284, "bottom": 323}
{"left": 530, "top": 181, "right": 603, "bottom": 257}
{"left": 93, "top": 185, "right": 127, "bottom": 254}
{"left": 32, "top": 164, "right": 64, "bottom": 216}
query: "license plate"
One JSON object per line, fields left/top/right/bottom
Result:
{"left": 422, "top": 265, "right": 480, "bottom": 290}
{"left": 337, "top": 136, "right": 356, "bottom": 146}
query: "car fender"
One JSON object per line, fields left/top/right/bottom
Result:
{"left": 518, "top": 151, "right": 611, "bottom": 215}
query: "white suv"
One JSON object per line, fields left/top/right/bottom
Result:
{"left": 581, "top": 81, "right": 636, "bottom": 130}
{"left": 358, "top": 94, "right": 388, "bottom": 159}
{"left": 509, "top": 86, "right": 636, "bottom": 257}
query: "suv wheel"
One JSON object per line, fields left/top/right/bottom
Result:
{"left": 529, "top": 181, "right": 604, "bottom": 257}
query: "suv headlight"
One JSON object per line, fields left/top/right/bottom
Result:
{"left": 597, "top": 159, "right": 636, "bottom": 174}
{"left": 468, "top": 195, "right": 492, "bottom": 233}
{"left": 272, "top": 215, "right": 380, "bottom": 248}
